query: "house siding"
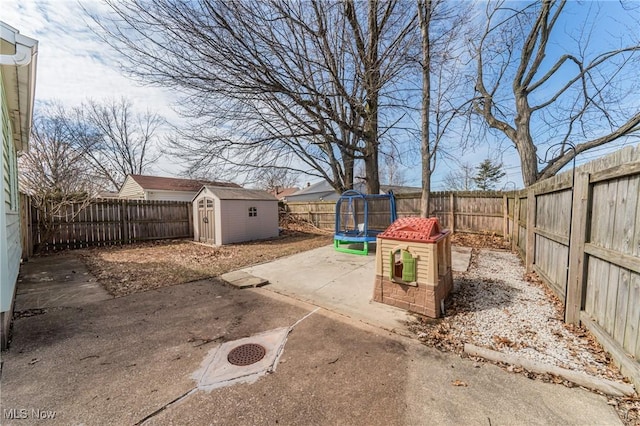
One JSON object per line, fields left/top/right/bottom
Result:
{"left": 146, "top": 190, "right": 197, "bottom": 202}
{"left": 118, "top": 176, "right": 145, "bottom": 199}
{"left": 1, "top": 70, "right": 22, "bottom": 315}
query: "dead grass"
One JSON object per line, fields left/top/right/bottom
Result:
{"left": 78, "top": 229, "right": 332, "bottom": 297}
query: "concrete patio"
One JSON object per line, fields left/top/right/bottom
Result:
{"left": 0, "top": 247, "right": 623, "bottom": 425}
{"left": 227, "top": 245, "right": 472, "bottom": 334}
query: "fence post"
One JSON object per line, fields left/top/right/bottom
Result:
{"left": 449, "top": 193, "right": 455, "bottom": 233}
{"left": 565, "top": 172, "right": 591, "bottom": 324}
{"left": 19, "top": 194, "right": 33, "bottom": 259}
{"left": 502, "top": 194, "right": 508, "bottom": 240}
{"left": 512, "top": 196, "right": 520, "bottom": 252}
{"left": 120, "top": 200, "right": 129, "bottom": 245}
{"left": 187, "top": 201, "right": 194, "bottom": 238}
{"left": 526, "top": 189, "right": 536, "bottom": 273}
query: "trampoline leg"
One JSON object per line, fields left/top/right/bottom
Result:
{"left": 333, "top": 239, "right": 369, "bottom": 256}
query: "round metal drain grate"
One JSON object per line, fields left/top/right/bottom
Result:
{"left": 227, "top": 343, "right": 267, "bottom": 366}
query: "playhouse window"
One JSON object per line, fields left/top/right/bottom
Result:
{"left": 248, "top": 206, "right": 257, "bottom": 217}
{"left": 390, "top": 249, "right": 416, "bottom": 283}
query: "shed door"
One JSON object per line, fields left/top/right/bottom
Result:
{"left": 198, "top": 198, "right": 215, "bottom": 244}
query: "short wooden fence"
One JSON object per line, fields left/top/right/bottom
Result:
{"left": 25, "top": 199, "right": 193, "bottom": 253}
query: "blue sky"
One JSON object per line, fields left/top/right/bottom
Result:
{"left": 3, "top": 0, "right": 639, "bottom": 190}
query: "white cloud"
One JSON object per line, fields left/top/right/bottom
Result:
{"left": 3, "top": 0, "right": 183, "bottom": 176}
{"left": 3, "top": 0, "right": 180, "bottom": 121}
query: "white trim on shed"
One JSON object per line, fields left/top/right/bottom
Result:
{"left": 193, "top": 186, "right": 279, "bottom": 245}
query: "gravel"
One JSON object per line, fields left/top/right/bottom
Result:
{"left": 412, "top": 249, "right": 627, "bottom": 382}
{"left": 411, "top": 248, "right": 639, "bottom": 424}
{"left": 458, "top": 250, "right": 609, "bottom": 372}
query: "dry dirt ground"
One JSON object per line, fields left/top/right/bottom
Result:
{"left": 78, "top": 229, "right": 332, "bottom": 297}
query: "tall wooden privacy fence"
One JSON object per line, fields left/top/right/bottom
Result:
{"left": 507, "top": 144, "right": 640, "bottom": 388}
{"left": 24, "top": 199, "right": 193, "bottom": 254}
{"left": 286, "top": 191, "right": 508, "bottom": 235}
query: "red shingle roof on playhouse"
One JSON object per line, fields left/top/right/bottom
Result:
{"left": 378, "top": 217, "right": 449, "bottom": 243}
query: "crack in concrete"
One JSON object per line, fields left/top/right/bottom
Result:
{"left": 135, "top": 388, "right": 197, "bottom": 425}
{"left": 135, "top": 307, "right": 320, "bottom": 424}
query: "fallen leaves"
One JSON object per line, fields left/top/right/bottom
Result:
{"left": 450, "top": 233, "right": 511, "bottom": 250}
{"left": 492, "top": 335, "right": 513, "bottom": 347}
{"left": 78, "top": 230, "right": 332, "bottom": 297}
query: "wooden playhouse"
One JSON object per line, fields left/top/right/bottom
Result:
{"left": 373, "top": 217, "right": 453, "bottom": 318}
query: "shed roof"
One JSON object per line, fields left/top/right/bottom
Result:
{"left": 128, "top": 174, "right": 240, "bottom": 192}
{"left": 200, "top": 186, "right": 278, "bottom": 201}
{"left": 378, "top": 217, "right": 449, "bottom": 244}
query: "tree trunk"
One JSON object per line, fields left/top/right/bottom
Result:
{"left": 364, "top": 148, "right": 380, "bottom": 194}
{"left": 518, "top": 137, "right": 539, "bottom": 187}
{"left": 362, "top": 0, "right": 381, "bottom": 195}
{"left": 514, "top": 94, "right": 539, "bottom": 187}
{"left": 343, "top": 154, "right": 355, "bottom": 191}
{"left": 419, "top": 0, "right": 432, "bottom": 217}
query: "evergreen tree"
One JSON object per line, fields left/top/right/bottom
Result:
{"left": 473, "top": 159, "right": 506, "bottom": 191}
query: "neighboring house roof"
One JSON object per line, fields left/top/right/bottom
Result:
{"left": 127, "top": 174, "right": 240, "bottom": 192}
{"left": 269, "top": 187, "right": 299, "bottom": 200}
{"left": 285, "top": 180, "right": 422, "bottom": 202}
{"left": 196, "top": 186, "right": 278, "bottom": 201}
{"left": 0, "top": 21, "right": 38, "bottom": 152}
{"left": 286, "top": 180, "right": 339, "bottom": 202}
{"left": 380, "top": 184, "right": 422, "bottom": 194}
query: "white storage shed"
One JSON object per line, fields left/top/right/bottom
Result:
{"left": 193, "top": 186, "right": 279, "bottom": 245}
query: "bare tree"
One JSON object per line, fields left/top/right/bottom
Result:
{"left": 443, "top": 163, "right": 475, "bottom": 191}
{"left": 19, "top": 104, "right": 97, "bottom": 252}
{"left": 19, "top": 104, "right": 98, "bottom": 197}
{"left": 472, "top": 0, "right": 640, "bottom": 186}
{"left": 72, "top": 98, "right": 163, "bottom": 190}
{"left": 90, "top": 0, "right": 416, "bottom": 194}
{"left": 380, "top": 153, "right": 406, "bottom": 186}
{"left": 417, "top": 0, "right": 472, "bottom": 216}
{"left": 257, "top": 168, "right": 300, "bottom": 193}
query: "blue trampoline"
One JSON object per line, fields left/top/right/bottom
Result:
{"left": 334, "top": 190, "right": 397, "bottom": 255}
